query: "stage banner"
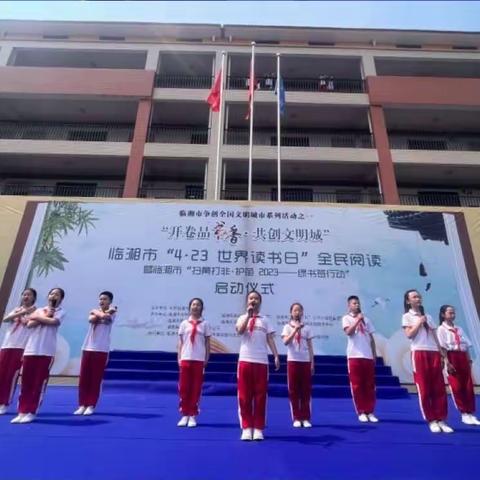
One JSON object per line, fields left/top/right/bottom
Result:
{"left": 2, "top": 201, "right": 480, "bottom": 383}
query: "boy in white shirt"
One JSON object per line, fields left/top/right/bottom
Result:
{"left": 342, "top": 295, "right": 379, "bottom": 423}
{"left": 74, "top": 291, "right": 116, "bottom": 416}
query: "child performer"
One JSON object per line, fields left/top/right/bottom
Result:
{"left": 236, "top": 291, "right": 280, "bottom": 441}
{"left": 11, "top": 287, "right": 65, "bottom": 424}
{"left": 74, "top": 291, "right": 117, "bottom": 416}
{"left": 437, "top": 305, "right": 480, "bottom": 425}
{"left": 281, "top": 302, "right": 314, "bottom": 428}
{"left": 342, "top": 295, "right": 379, "bottom": 423}
{"left": 177, "top": 298, "right": 211, "bottom": 428}
{"left": 402, "top": 289, "right": 453, "bottom": 433}
{"left": 0, "top": 288, "right": 37, "bottom": 414}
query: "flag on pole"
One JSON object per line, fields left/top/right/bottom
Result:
{"left": 207, "top": 69, "right": 222, "bottom": 112}
{"left": 275, "top": 76, "right": 286, "bottom": 116}
{"left": 245, "top": 54, "right": 256, "bottom": 120}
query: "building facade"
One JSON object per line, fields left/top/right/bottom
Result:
{"left": 1, "top": 20, "right": 480, "bottom": 207}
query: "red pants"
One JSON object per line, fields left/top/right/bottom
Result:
{"left": 178, "top": 360, "right": 204, "bottom": 416}
{"left": 0, "top": 348, "right": 23, "bottom": 406}
{"left": 18, "top": 355, "right": 53, "bottom": 414}
{"left": 348, "top": 358, "right": 376, "bottom": 415}
{"left": 237, "top": 361, "right": 268, "bottom": 430}
{"left": 287, "top": 361, "right": 312, "bottom": 421}
{"left": 447, "top": 351, "right": 476, "bottom": 414}
{"left": 412, "top": 350, "right": 448, "bottom": 422}
{"left": 79, "top": 350, "right": 109, "bottom": 407}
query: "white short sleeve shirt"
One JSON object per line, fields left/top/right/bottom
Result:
{"left": 437, "top": 323, "right": 471, "bottom": 352}
{"left": 82, "top": 310, "right": 116, "bottom": 353}
{"left": 237, "top": 314, "right": 275, "bottom": 365}
{"left": 281, "top": 322, "right": 313, "bottom": 362}
{"left": 1, "top": 307, "right": 34, "bottom": 349}
{"left": 178, "top": 318, "right": 211, "bottom": 361}
{"left": 24, "top": 306, "right": 65, "bottom": 357}
{"left": 402, "top": 309, "right": 438, "bottom": 352}
{"left": 342, "top": 313, "right": 376, "bottom": 359}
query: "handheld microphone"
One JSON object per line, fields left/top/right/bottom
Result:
{"left": 419, "top": 305, "right": 429, "bottom": 330}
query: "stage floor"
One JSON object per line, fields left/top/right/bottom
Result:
{"left": 1, "top": 385, "right": 479, "bottom": 480}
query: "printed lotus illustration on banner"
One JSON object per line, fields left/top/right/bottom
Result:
{"left": 3, "top": 201, "right": 479, "bottom": 382}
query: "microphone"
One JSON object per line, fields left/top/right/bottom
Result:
{"left": 419, "top": 305, "right": 429, "bottom": 331}
{"left": 47, "top": 297, "right": 58, "bottom": 318}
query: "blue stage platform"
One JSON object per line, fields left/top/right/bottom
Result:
{"left": 0, "top": 385, "right": 479, "bottom": 480}
{"left": 104, "top": 351, "right": 410, "bottom": 398}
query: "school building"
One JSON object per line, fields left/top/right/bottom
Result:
{"left": 1, "top": 20, "right": 480, "bottom": 206}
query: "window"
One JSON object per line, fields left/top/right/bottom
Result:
{"left": 407, "top": 138, "right": 447, "bottom": 150}
{"left": 55, "top": 183, "right": 97, "bottom": 197}
{"left": 418, "top": 191, "right": 461, "bottom": 207}
{"left": 336, "top": 190, "right": 362, "bottom": 204}
{"left": 68, "top": 130, "right": 108, "bottom": 142}
{"left": 185, "top": 185, "right": 204, "bottom": 199}
{"left": 271, "top": 188, "right": 313, "bottom": 202}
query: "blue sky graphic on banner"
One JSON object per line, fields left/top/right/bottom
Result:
{"left": 3, "top": 201, "right": 480, "bottom": 383}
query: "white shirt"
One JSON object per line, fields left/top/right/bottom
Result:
{"left": 342, "top": 313, "right": 375, "bottom": 359}
{"left": 24, "top": 306, "right": 65, "bottom": 357}
{"left": 402, "top": 309, "right": 438, "bottom": 352}
{"left": 178, "top": 317, "right": 211, "bottom": 361}
{"left": 281, "top": 322, "right": 313, "bottom": 362}
{"left": 237, "top": 314, "right": 275, "bottom": 365}
{"left": 1, "top": 307, "right": 34, "bottom": 349}
{"left": 437, "top": 323, "right": 471, "bottom": 352}
{"left": 82, "top": 310, "right": 116, "bottom": 353}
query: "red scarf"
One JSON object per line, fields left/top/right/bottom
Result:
{"left": 291, "top": 321, "right": 301, "bottom": 347}
{"left": 357, "top": 315, "right": 365, "bottom": 334}
{"left": 448, "top": 326, "right": 462, "bottom": 348}
{"left": 11, "top": 307, "right": 25, "bottom": 334}
{"left": 189, "top": 317, "right": 202, "bottom": 344}
{"left": 248, "top": 315, "right": 257, "bottom": 335}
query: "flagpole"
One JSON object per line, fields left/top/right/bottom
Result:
{"left": 214, "top": 51, "right": 226, "bottom": 201}
{"left": 276, "top": 53, "right": 281, "bottom": 203}
{"left": 248, "top": 42, "right": 255, "bottom": 202}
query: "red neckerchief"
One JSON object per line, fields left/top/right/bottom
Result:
{"left": 189, "top": 316, "right": 202, "bottom": 344}
{"left": 11, "top": 307, "right": 26, "bottom": 334}
{"left": 447, "top": 325, "right": 462, "bottom": 348}
{"left": 352, "top": 313, "right": 365, "bottom": 334}
{"left": 248, "top": 315, "right": 257, "bottom": 335}
{"left": 290, "top": 321, "right": 302, "bottom": 347}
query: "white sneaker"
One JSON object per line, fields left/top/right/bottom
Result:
{"left": 240, "top": 428, "right": 253, "bottom": 441}
{"left": 83, "top": 406, "right": 95, "bottom": 416}
{"left": 73, "top": 406, "right": 86, "bottom": 416}
{"left": 469, "top": 415, "right": 480, "bottom": 426}
{"left": 302, "top": 420, "right": 312, "bottom": 428}
{"left": 253, "top": 429, "right": 264, "bottom": 441}
{"left": 462, "top": 413, "right": 474, "bottom": 425}
{"left": 19, "top": 413, "right": 35, "bottom": 424}
{"left": 429, "top": 421, "right": 441, "bottom": 433}
{"left": 10, "top": 414, "right": 26, "bottom": 424}
{"left": 187, "top": 416, "right": 197, "bottom": 427}
{"left": 438, "top": 421, "right": 454, "bottom": 433}
{"left": 177, "top": 416, "right": 189, "bottom": 427}
{"left": 0, "top": 405, "right": 7, "bottom": 415}
{"left": 358, "top": 413, "right": 368, "bottom": 423}
{"left": 367, "top": 414, "right": 379, "bottom": 423}
{"left": 293, "top": 420, "right": 302, "bottom": 428}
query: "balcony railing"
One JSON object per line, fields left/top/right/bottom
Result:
{"left": 155, "top": 74, "right": 213, "bottom": 89}
{"left": 0, "top": 122, "right": 134, "bottom": 142}
{"left": 221, "top": 189, "right": 382, "bottom": 204}
{"left": 1, "top": 184, "right": 123, "bottom": 198}
{"left": 148, "top": 126, "right": 210, "bottom": 144}
{"left": 399, "top": 193, "right": 480, "bottom": 208}
{"left": 227, "top": 76, "right": 365, "bottom": 93}
{"left": 139, "top": 186, "right": 205, "bottom": 200}
{"left": 224, "top": 129, "right": 373, "bottom": 148}
{"left": 389, "top": 134, "right": 480, "bottom": 152}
